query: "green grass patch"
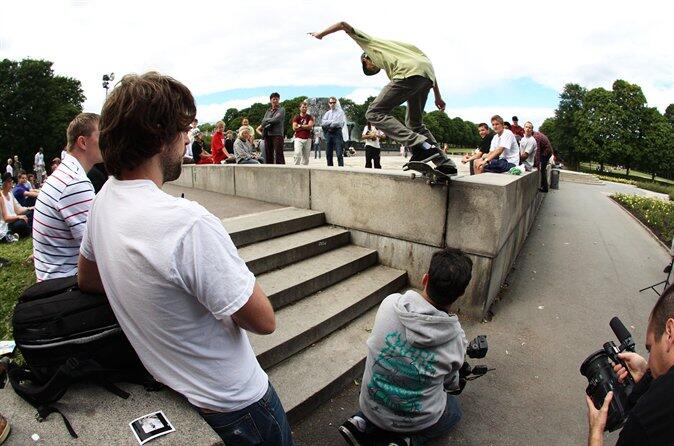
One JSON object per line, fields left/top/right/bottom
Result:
{"left": 0, "top": 238, "right": 36, "bottom": 341}
{"left": 595, "top": 174, "right": 674, "bottom": 200}
{"left": 580, "top": 163, "right": 674, "bottom": 185}
{"left": 611, "top": 193, "right": 674, "bottom": 246}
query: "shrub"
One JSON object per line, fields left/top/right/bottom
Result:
{"left": 611, "top": 193, "right": 674, "bottom": 245}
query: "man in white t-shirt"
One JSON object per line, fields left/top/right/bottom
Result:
{"left": 77, "top": 72, "right": 294, "bottom": 446}
{"left": 519, "top": 121, "right": 538, "bottom": 171}
{"left": 483, "top": 115, "right": 520, "bottom": 173}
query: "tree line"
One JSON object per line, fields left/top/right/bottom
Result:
{"left": 209, "top": 95, "right": 481, "bottom": 148}
{"left": 0, "top": 59, "right": 84, "bottom": 168}
{"left": 540, "top": 80, "right": 674, "bottom": 180}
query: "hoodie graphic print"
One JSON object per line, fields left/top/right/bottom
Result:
{"left": 359, "top": 290, "right": 468, "bottom": 432}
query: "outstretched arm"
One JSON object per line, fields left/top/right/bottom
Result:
{"left": 433, "top": 82, "right": 446, "bottom": 111}
{"left": 309, "top": 21, "right": 354, "bottom": 40}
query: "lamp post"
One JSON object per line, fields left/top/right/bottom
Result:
{"left": 102, "top": 73, "right": 115, "bottom": 97}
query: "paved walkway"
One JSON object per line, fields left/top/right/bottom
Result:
{"left": 291, "top": 181, "right": 671, "bottom": 446}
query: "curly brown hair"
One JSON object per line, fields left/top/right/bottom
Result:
{"left": 99, "top": 72, "right": 196, "bottom": 178}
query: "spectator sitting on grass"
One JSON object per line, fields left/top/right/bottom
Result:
{"left": 234, "top": 127, "right": 260, "bottom": 164}
{"left": 482, "top": 115, "right": 520, "bottom": 174}
{"left": 13, "top": 172, "right": 39, "bottom": 207}
{"left": 1, "top": 172, "right": 32, "bottom": 241}
{"left": 339, "top": 248, "right": 471, "bottom": 446}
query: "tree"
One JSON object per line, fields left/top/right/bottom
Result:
{"left": 664, "top": 103, "right": 674, "bottom": 128}
{"left": 611, "top": 79, "right": 648, "bottom": 175}
{"left": 639, "top": 108, "right": 674, "bottom": 180}
{"left": 576, "top": 87, "right": 622, "bottom": 172}
{"left": 553, "top": 83, "right": 587, "bottom": 170}
{"left": 0, "top": 59, "right": 84, "bottom": 168}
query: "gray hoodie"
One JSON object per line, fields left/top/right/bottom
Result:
{"left": 359, "top": 290, "right": 467, "bottom": 432}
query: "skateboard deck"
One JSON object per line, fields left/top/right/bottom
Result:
{"left": 402, "top": 161, "right": 451, "bottom": 186}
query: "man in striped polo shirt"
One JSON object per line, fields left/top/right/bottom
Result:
{"left": 33, "top": 112, "right": 103, "bottom": 280}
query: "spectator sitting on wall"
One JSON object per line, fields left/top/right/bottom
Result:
{"left": 193, "top": 131, "right": 213, "bottom": 164}
{"left": 462, "top": 122, "right": 494, "bottom": 175}
{"left": 224, "top": 130, "right": 237, "bottom": 164}
{"left": 1, "top": 172, "right": 32, "bottom": 241}
{"left": 211, "top": 121, "right": 227, "bottom": 165}
{"left": 13, "top": 172, "right": 39, "bottom": 207}
{"left": 234, "top": 127, "right": 261, "bottom": 164}
{"left": 482, "top": 115, "right": 520, "bottom": 174}
{"left": 240, "top": 117, "right": 256, "bottom": 144}
{"left": 519, "top": 121, "right": 537, "bottom": 172}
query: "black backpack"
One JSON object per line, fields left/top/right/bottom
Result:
{"left": 9, "top": 276, "right": 160, "bottom": 438}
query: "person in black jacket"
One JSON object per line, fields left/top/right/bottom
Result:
{"left": 587, "top": 284, "right": 674, "bottom": 446}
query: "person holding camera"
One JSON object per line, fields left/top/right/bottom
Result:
{"left": 586, "top": 284, "right": 674, "bottom": 446}
{"left": 339, "top": 248, "right": 471, "bottom": 446}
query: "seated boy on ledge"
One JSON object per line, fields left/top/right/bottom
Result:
{"left": 340, "top": 248, "right": 471, "bottom": 446}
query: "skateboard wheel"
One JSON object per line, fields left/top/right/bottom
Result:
{"left": 411, "top": 173, "right": 416, "bottom": 179}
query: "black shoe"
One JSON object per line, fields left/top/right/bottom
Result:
{"left": 339, "top": 418, "right": 368, "bottom": 446}
{"left": 436, "top": 158, "right": 457, "bottom": 175}
{"left": 538, "top": 188, "right": 548, "bottom": 193}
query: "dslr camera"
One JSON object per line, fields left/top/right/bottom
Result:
{"left": 448, "top": 335, "right": 491, "bottom": 395}
{"left": 580, "top": 317, "right": 636, "bottom": 432}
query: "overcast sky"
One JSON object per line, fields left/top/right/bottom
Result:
{"left": 2, "top": 0, "right": 673, "bottom": 129}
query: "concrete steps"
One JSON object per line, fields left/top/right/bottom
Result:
{"left": 238, "top": 226, "right": 351, "bottom": 275}
{"left": 223, "top": 207, "right": 325, "bottom": 247}
{"left": 256, "top": 245, "right": 379, "bottom": 310}
{"left": 220, "top": 206, "right": 408, "bottom": 427}
{"left": 251, "top": 265, "right": 406, "bottom": 369}
{"left": 267, "top": 307, "right": 378, "bottom": 423}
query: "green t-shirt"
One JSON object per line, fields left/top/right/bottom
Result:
{"left": 348, "top": 27, "right": 436, "bottom": 83}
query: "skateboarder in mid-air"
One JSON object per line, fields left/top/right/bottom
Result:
{"left": 309, "top": 22, "right": 457, "bottom": 176}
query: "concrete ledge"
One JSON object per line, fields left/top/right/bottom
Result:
{"left": 446, "top": 171, "right": 540, "bottom": 257}
{"left": 180, "top": 164, "right": 545, "bottom": 319}
{"left": 311, "top": 168, "right": 447, "bottom": 247}
{"left": 192, "top": 165, "right": 235, "bottom": 195}
{"left": 235, "top": 165, "right": 311, "bottom": 209}
{"left": 0, "top": 384, "right": 221, "bottom": 446}
{"left": 174, "top": 165, "right": 194, "bottom": 188}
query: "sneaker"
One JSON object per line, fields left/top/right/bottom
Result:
{"left": 0, "top": 413, "right": 10, "bottom": 444}
{"left": 338, "top": 418, "right": 369, "bottom": 446}
{"left": 435, "top": 158, "right": 458, "bottom": 175}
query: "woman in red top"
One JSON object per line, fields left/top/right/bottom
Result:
{"left": 211, "top": 120, "right": 226, "bottom": 164}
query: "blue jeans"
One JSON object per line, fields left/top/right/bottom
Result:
{"left": 196, "top": 382, "right": 295, "bottom": 446}
{"left": 326, "top": 131, "right": 343, "bottom": 166}
{"left": 356, "top": 394, "right": 462, "bottom": 446}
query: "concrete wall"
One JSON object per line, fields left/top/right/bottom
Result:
{"left": 173, "top": 164, "right": 544, "bottom": 319}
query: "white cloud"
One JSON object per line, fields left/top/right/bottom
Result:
{"left": 1, "top": 0, "right": 672, "bottom": 120}
{"left": 344, "top": 88, "right": 381, "bottom": 104}
{"left": 197, "top": 96, "right": 269, "bottom": 123}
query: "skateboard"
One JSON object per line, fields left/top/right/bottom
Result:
{"left": 402, "top": 161, "right": 452, "bottom": 186}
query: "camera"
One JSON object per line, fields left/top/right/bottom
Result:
{"left": 447, "top": 335, "right": 491, "bottom": 395}
{"left": 580, "top": 317, "right": 636, "bottom": 432}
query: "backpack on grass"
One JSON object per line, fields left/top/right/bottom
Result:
{"left": 9, "top": 276, "right": 160, "bottom": 438}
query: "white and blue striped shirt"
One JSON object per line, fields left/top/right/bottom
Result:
{"left": 33, "top": 153, "right": 95, "bottom": 280}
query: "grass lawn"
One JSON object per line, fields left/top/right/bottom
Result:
{"left": 580, "top": 162, "right": 674, "bottom": 185}
{"left": 0, "top": 238, "right": 36, "bottom": 341}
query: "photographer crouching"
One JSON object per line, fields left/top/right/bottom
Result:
{"left": 586, "top": 284, "right": 674, "bottom": 446}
